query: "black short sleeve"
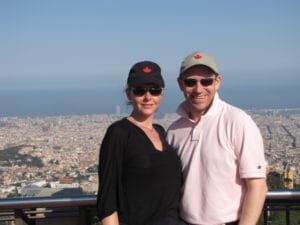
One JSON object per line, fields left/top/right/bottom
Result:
{"left": 97, "top": 121, "right": 128, "bottom": 221}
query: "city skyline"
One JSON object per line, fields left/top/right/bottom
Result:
{"left": 1, "top": 109, "right": 300, "bottom": 199}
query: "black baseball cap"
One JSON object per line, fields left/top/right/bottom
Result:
{"left": 127, "top": 61, "right": 165, "bottom": 87}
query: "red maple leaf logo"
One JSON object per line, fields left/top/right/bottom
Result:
{"left": 193, "top": 54, "right": 202, "bottom": 60}
{"left": 143, "top": 66, "right": 152, "bottom": 73}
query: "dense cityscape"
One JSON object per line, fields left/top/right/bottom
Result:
{"left": 0, "top": 108, "right": 300, "bottom": 198}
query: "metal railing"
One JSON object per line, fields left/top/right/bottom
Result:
{"left": 0, "top": 190, "right": 299, "bottom": 225}
{"left": 263, "top": 190, "right": 300, "bottom": 225}
{"left": 0, "top": 195, "right": 97, "bottom": 225}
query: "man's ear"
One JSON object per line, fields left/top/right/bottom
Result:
{"left": 215, "top": 75, "right": 222, "bottom": 91}
{"left": 177, "top": 77, "right": 185, "bottom": 91}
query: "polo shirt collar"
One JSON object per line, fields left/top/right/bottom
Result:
{"left": 176, "top": 92, "right": 223, "bottom": 122}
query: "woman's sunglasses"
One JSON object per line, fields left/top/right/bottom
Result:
{"left": 131, "top": 86, "right": 163, "bottom": 96}
{"left": 183, "top": 78, "right": 215, "bottom": 87}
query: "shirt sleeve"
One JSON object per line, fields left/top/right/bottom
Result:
{"left": 97, "top": 123, "right": 127, "bottom": 221}
{"left": 234, "top": 114, "right": 266, "bottom": 178}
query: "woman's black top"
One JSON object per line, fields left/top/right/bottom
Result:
{"left": 97, "top": 118, "right": 182, "bottom": 225}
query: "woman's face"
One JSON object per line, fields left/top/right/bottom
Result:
{"left": 127, "top": 84, "right": 163, "bottom": 118}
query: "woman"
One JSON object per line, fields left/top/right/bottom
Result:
{"left": 97, "top": 61, "right": 185, "bottom": 225}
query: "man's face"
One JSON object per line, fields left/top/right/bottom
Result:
{"left": 178, "top": 65, "right": 221, "bottom": 119}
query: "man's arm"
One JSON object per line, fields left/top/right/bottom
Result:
{"left": 239, "top": 178, "right": 268, "bottom": 225}
{"left": 101, "top": 211, "right": 119, "bottom": 225}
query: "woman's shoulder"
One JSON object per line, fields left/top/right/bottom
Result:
{"left": 154, "top": 123, "right": 165, "bottom": 130}
{"left": 153, "top": 123, "right": 166, "bottom": 135}
{"left": 107, "top": 118, "right": 131, "bottom": 134}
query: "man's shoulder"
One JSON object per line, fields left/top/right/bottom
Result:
{"left": 222, "top": 101, "right": 251, "bottom": 120}
{"left": 220, "top": 101, "right": 258, "bottom": 130}
{"left": 168, "top": 117, "right": 188, "bottom": 131}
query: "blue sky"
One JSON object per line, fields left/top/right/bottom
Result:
{"left": 1, "top": 0, "right": 300, "bottom": 89}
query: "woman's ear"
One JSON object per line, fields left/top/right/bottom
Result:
{"left": 125, "top": 88, "right": 131, "bottom": 100}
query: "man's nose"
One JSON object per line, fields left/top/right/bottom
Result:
{"left": 194, "top": 81, "right": 205, "bottom": 92}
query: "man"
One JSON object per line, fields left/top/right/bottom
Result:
{"left": 167, "top": 51, "right": 268, "bottom": 225}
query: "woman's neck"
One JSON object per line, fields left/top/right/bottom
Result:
{"left": 128, "top": 114, "right": 154, "bottom": 130}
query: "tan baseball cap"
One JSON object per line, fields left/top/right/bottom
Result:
{"left": 179, "top": 51, "right": 219, "bottom": 75}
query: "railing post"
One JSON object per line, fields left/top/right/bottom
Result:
{"left": 263, "top": 205, "right": 269, "bottom": 225}
{"left": 79, "top": 206, "right": 90, "bottom": 225}
{"left": 286, "top": 205, "right": 290, "bottom": 225}
{"left": 15, "top": 209, "right": 33, "bottom": 225}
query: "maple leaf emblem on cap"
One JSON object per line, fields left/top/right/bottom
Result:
{"left": 193, "top": 54, "right": 202, "bottom": 60}
{"left": 143, "top": 66, "right": 152, "bottom": 73}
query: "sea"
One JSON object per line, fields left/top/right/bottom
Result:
{"left": 0, "top": 84, "right": 299, "bottom": 117}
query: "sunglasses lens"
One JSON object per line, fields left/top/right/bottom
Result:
{"left": 149, "top": 87, "right": 162, "bottom": 96}
{"left": 132, "top": 87, "right": 162, "bottom": 96}
{"left": 200, "top": 78, "right": 214, "bottom": 86}
{"left": 183, "top": 79, "right": 197, "bottom": 87}
{"left": 132, "top": 87, "right": 147, "bottom": 96}
{"left": 183, "top": 78, "right": 214, "bottom": 87}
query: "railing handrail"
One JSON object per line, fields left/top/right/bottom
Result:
{"left": 0, "top": 195, "right": 96, "bottom": 209}
{"left": 0, "top": 190, "right": 300, "bottom": 210}
{"left": 266, "top": 190, "right": 300, "bottom": 200}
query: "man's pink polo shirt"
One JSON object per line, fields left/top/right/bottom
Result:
{"left": 167, "top": 93, "right": 266, "bottom": 225}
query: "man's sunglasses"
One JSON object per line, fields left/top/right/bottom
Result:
{"left": 183, "top": 78, "right": 215, "bottom": 87}
{"left": 131, "top": 86, "right": 163, "bottom": 96}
